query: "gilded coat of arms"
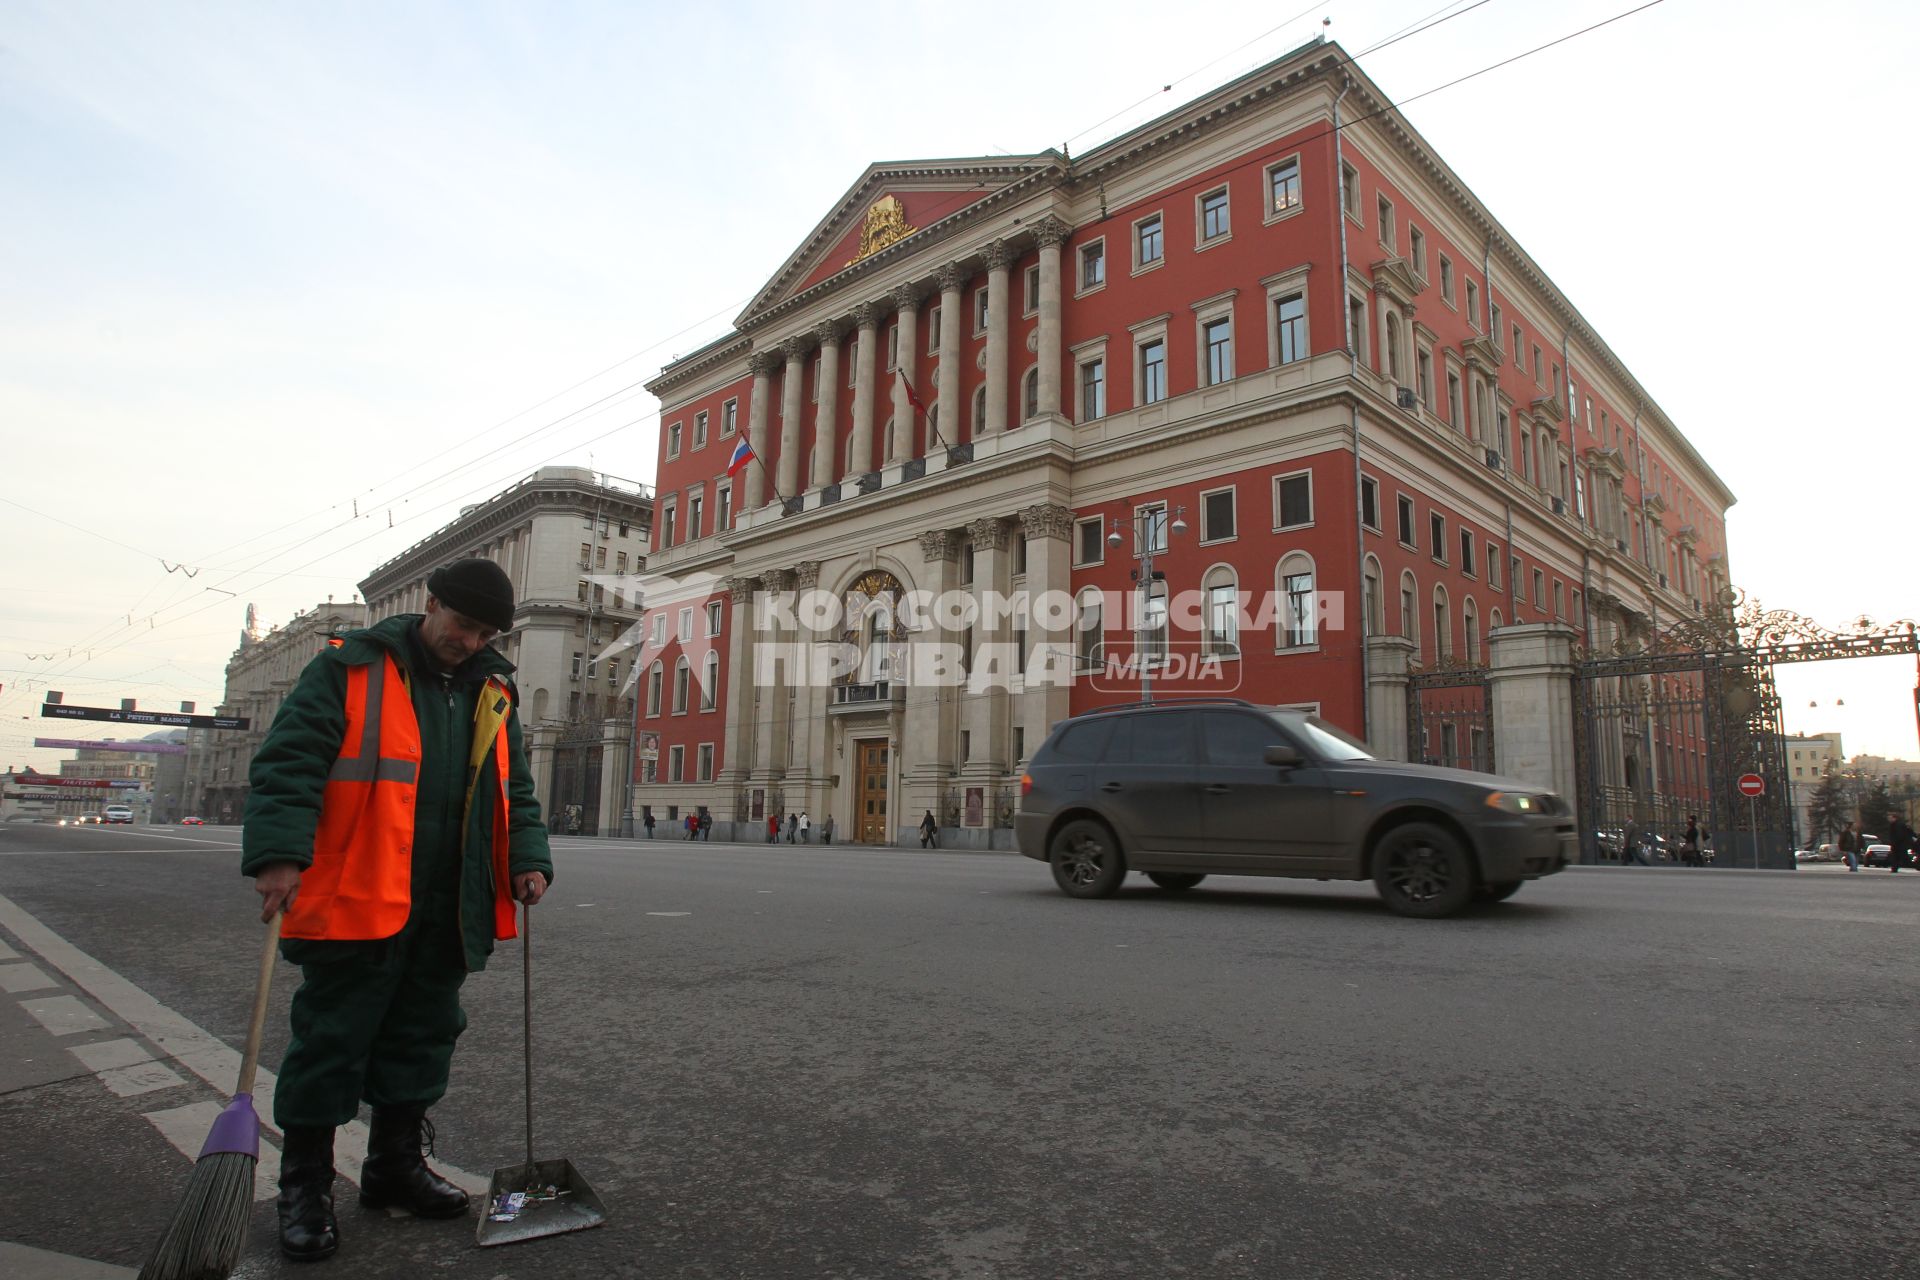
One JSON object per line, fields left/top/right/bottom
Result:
{"left": 847, "top": 195, "right": 917, "bottom": 265}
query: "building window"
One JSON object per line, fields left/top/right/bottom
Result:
{"left": 1532, "top": 344, "right": 1544, "bottom": 384}
{"left": 687, "top": 493, "right": 703, "bottom": 540}
{"left": 1376, "top": 194, "right": 1395, "bottom": 249}
{"left": 1023, "top": 367, "right": 1040, "bottom": 421}
{"left": 1201, "top": 487, "right": 1236, "bottom": 543}
{"left": 693, "top": 410, "right": 708, "bottom": 451}
{"left": 1281, "top": 557, "right": 1316, "bottom": 648}
{"left": 651, "top": 613, "right": 666, "bottom": 645}
{"left": 717, "top": 484, "right": 732, "bottom": 531}
{"left": 1397, "top": 494, "right": 1416, "bottom": 547}
{"left": 1274, "top": 293, "right": 1306, "bottom": 366}
{"left": 1460, "top": 530, "right": 1476, "bottom": 578}
{"left": 1347, "top": 296, "right": 1368, "bottom": 366}
{"left": 1136, "top": 502, "right": 1169, "bottom": 555}
{"left": 1140, "top": 338, "right": 1166, "bottom": 404}
{"left": 927, "top": 305, "right": 941, "bottom": 352}
{"left": 1076, "top": 591, "right": 1103, "bottom": 668}
{"left": 1385, "top": 312, "right": 1404, "bottom": 382}
{"left": 1079, "top": 239, "right": 1105, "bottom": 292}
{"left": 668, "top": 745, "right": 684, "bottom": 782}
{"left": 1199, "top": 187, "right": 1230, "bottom": 241}
{"left": 1204, "top": 568, "right": 1239, "bottom": 657}
{"left": 1361, "top": 476, "right": 1380, "bottom": 531}
{"left": 722, "top": 398, "right": 737, "bottom": 436}
{"left": 1135, "top": 214, "right": 1163, "bottom": 268}
{"left": 672, "top": 657, "right": 690, "bottom": 714}
{"left": 1532, "top": 569, "right": 1545, "bottom": 608}
{"left": 1074, "top": 517, "right": 1105, "bottom": 568}
{"left": 1433, "top": 591, "right": 1450, "bottom": 662}
{"left": 1489, "top": 304, "right": 1502, "bottom": 349}
{"left": 1401, "top": 575, "right": 1418, "bottom": 644}
{"left": 678, "top": 607, "right": 694, "bottom": 643}
{"left": 1439, "top": 256, "right": 1454, "bottom": 306}
{"left": 1078, "top": 357, "right": 1105, "bottom": 421}
{"left": 1465, "top": 280, "right": 1480, "bottom": 328}
{"left": 661, "top": 500, "right": 676, "bottom": 548}
{"left": 1023, "top": 265, "right": 1040, "bottom": 317}
{"left": 1446, "top": 372, "right": 1462, "bottom": 429}
{"left": 701, "top": 652, "right": 719, "bottom": 710}
{"left": 973, "top": 287, "right": 989, "bottom": 334}
{"left": 1488, "top": 545, "right": 1502, "bottom": 592}
{"left": 1274, "top": 471, "right": 1312, "bottom": 530}
{"left": 1340, "top": 161, "right": 1360, "bottom": 219}
{"left": 1513, "top": 325, "right": 1526, "bottom": 368}
{"left": 1143, "top": 580, "right": 1169, "bottom": 664}
{"left": 1417, "top": 349, "right": 1434, "bottom": 408}
{"left": 971, "top": 385, "right": 987, "bottom": 433}
{"left": 697, "top": 743, "right": 714, "bottom": 781}
{"left": 1267, "top": 157, "right": 1301, "bottom": 215}
{"left": 1204, "top": 316, "right": 1233, "bottom": 385}
{"left": 667, "top": 421, "right": 682, "bottom": 458}
{"left": 706, "top": 600, "right": 722, "bottom": 636}
{"left": 1409, "top": 224, "right": 1427, "bottom": 278}
{"left": 571, "top": 651, "right": 583, "bottom": 680}
{"left": 1554, "top": 581, "right": 1566, "bottom": 618}
{"left": 1429, "top": 512, "right": 1446, "bottom": 562}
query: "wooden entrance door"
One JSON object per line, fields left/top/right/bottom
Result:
{"left": 856, "top": 740, "right": 889, "bottom": 843}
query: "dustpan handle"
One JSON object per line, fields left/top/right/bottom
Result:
{"left": 523, "top": 901, "right": 535, "bottom": 1176}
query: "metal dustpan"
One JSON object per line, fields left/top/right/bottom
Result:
{"left": 477, "top": 902, "right": 608, "bottom": 1246}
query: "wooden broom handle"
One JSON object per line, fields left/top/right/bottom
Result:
{"left": 235, "top": 913, "right": 282, "bottom": 1097}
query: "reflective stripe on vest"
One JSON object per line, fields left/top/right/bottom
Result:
{"left": 326, "top": 654, "right": 420, "bottom": 786}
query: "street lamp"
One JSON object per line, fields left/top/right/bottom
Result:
{"left": 1107, "top": 502, "right": 1187, "bottom": 703}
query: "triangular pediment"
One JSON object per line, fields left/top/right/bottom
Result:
{"left": 737, "top": 155, "right": 1060, "bottom": 329}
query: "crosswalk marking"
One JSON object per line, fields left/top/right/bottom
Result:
{"left": 100, "top": 1060, "right": 188, "bottom": 1097}
{"left": 0, "top": 960, "right": 58, "bottom": 993}
{"left": 0, "top": 938, "right": 21, "bottom": 960}
{"left": 21, "top": 993, "right": 109, "bottom": 1035}
{"left": 70, "top": 1036, "right": 154, "bottom": 1071}
{"left": 0, "top": 893, "right": 489, "bottom": 1196}
{"left": 143, "top": 1102, "right": 280, "bottom": 1201}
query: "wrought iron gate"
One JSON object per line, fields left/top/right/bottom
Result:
{"left": 550, "top": 716, "right": 603, "bottom": 835}
{"left": 1408, "top": 666, "right": 1495, "bottom": 774}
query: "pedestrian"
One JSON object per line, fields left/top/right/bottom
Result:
{"left": 1889, "top": 813, "right": 1915, "bottom": 873}
{"left": 1838, "top": 820, "right": 1860, "bottom": 872}
{"left": 919, "top": 809, "right": 938, "bottom": 849}
{"left": 242, "top": 557, "right": 553, "bottom": 1261}
{"left": 1681, "top": 815, "right": 1702, "bottom": 867}
{"left": 684, "top": 811, "right": 697, "bottom": 840}
{"left": 799, "top": 811, "right": 811, "bottom": 844}
{"left": 698, "top": 808, "right": 712, "bottom": 842}
{"left": 786, "top": 813, "right": 797, "bottom": 844}
{"left": 643, "top": 806, "right": 655, "bottom": 840}
{"left": 766, "top": 813, "right": 779, "bottom": 844}
{"left": 821, "top": 814, "right": 834, "bottom": 845}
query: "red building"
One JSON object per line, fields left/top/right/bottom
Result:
{"left": 634, "top": 37, "right": 1732, "bottom": 845}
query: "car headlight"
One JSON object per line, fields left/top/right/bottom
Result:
{"left": 1484, "top": 791, "right": 1543, "bottom": 814}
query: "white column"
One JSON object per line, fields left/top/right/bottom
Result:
{"left": 935, "top": 262, "right": 964, "bottom": 449}
{"left": 791, "top": 560, "right": 828, "bottom": 816}
{"left": 811, "top": 322, "right": 843, "bottom": 493}
{"left": 906, "top": 529, "right": 961, "bottom": 826}
{"left": 962, "top": 516, "right": 1011, "bottom": 777}
{"left": 848, "top": 302, "right": 880, "bottom": 480}
{"left": 1018, "top": 503, "right": 1073, "bottom": 759}
{"left": 1365, "top": 634, "right": 1417, "bottom": 760}
{"left": 983, "top": 240, "right": 1012, "bottom": 434}
{"left": 744, "top": 353, "right": 777, "bottom": 510}
{"left": 1034, "top": 219, "right": 1069, "bottom": 418}
{"left": 761, "top": 569, "right": 795, "bottom": 776}
{"left": 888, "top": 283, "right": 922, "bottom": 464}
{"left": 719, "top": 575, "right": 758, "bottom": 792}
{"left": 777, "top": 338, "right": 808, "bottom": 506}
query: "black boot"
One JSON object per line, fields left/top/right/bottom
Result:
{"left": 277, "top": 1125, "right": 339, "bottom": 1261}
{"left": 358, "top": 1106, "right": 469, "bottom": 1218}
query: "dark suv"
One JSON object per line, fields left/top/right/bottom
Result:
{"left": 1015, "top": 699, "right": 1575, "bottom": 918}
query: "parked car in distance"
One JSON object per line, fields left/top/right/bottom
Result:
{"left": 103, "top": 805, "right": 133, "bottom": 824}
{"left": 180, "top": 816, "right": 206, "bottom": 825}
{"left": 1016, "top": 699, "right": 1577, "bottom": 918}
{"left": 1861, "top": 842, "right": 1895, "bottom": 868}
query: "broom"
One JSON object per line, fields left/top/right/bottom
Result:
{"left": 137, "top": 912, "right": 282, "bottom": 1280}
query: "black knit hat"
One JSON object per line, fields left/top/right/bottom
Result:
{"left": 426, "top": 557, "right": 515, "bottom": 632}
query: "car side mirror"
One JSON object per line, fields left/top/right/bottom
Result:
{"left": 1263, "top": 744, "right": 1303, "bottom": 768}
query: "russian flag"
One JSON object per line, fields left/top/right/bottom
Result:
{"left": 726, "top": 435, "right": 755, "bottom": 477}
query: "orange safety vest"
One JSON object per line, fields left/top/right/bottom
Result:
{"left": 283, "top": 645, "right": 518, "bottom": 943}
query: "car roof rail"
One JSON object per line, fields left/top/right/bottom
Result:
{"left": 1082, "top": 696, "right": 1260, "bottom": 715}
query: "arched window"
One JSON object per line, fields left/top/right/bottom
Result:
{"left": 1400, "top": 571, "right": 1419, "bottom": 648}
{"left": 1076, "top": 588, "right": 1104, "bottom": 669}
{"left": 701, "top": 651, "right": 719, "bottom": 711}
{"left": 1278, "top": 553, "right": 1316, "bottom": 649}
{"left": 972, "top": 385, "right": 987, "bottom": 434}
{"left": 1203, "top": 565, "right": 1239, "bottom": 657}
{"left": 1385, "top": 313, "right": 1405, "bottom": 383}
{"left": 881, "top": 416, "right": 896, "bottom": 463}
{"left": 531, "top": 688, "right": 549, "bottom": 722}
{"left": 1463, "top": 597, "right": 1479, "bottom": 665}
{"left": 925, "top": 403, "right": 940, "bottom": 451}
{"left": 1490, "top": 607, "right": 1503, "bottom": 631}
{"left": 672, "top": 657, "right": 691, "bottom": 714}
{"left": 1363, "top": 555, "right": 1383, "bottom": 637}
{"left": 1023, "top": 367, "right": 1039, "bottom": 421}
{"left": 1144, "top": 579, "right": 1169, "bottom": 663}
{"left": 646, "top": 662, "right": 664, "bottom": 718}
{"left": 1431, "top": 585, "right": 1450, "bottom": 663}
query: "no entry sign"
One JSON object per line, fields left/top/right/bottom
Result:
{"left": 1737, "top": 773, "right": 1765, "bottom": 797}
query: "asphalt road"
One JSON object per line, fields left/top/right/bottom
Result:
{"left": 0, "top": 822, "right": 1915, "bottom": 1279}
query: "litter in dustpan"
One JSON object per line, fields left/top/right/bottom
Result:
{"left": 476, "top": 1157, "right": 608, "bottom": 1246}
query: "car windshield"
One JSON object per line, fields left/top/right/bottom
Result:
{"left": 1296, "top": 716, "right": 1374, "bottom": 761}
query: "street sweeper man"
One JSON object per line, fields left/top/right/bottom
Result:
{"left": 242, "top": 557, "right": 554, "bottom": 1261}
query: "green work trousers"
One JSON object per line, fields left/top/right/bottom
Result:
{"left": 273, "top": 901, "right": 470, "bottom": 1129}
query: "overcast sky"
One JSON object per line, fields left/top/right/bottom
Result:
{"left": 4, "top": 0, "right": 1916, "bottom": 774}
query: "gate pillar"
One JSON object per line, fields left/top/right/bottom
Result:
{"left": 1487, "top": 623, "right": 1579, "bottom": 801}
{"left": 599, "top": 716, "right": 631, "bottom": 837}
{"left": 525, "top": 722, "right": 559, "bottom": 821}
{"left": 1365, "top": 635, "right": 1416, "bottom": 761}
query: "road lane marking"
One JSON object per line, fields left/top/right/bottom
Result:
{"left": 0, "top": 892, "right": 488, "bottom": 1196}
{"left": 21, "top": 994, "right": 110, "bottom": 1035}
{"left": 144, "top": 1102, "right": 280, "bottom": 1201}
{"left": 646, "top": 911, "right": 691, "bottom": 917}
{"left": 0, "top": 961, "right": 59, "bottom": 993}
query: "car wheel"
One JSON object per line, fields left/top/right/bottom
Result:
{"left": 1475, "top": 879, "right": 1522, "bottom": 903}
{"left": 1146, "top": 872, "right": 1206, "bottom": 892}
{"left": 1372, "top": 822, "right": 1477, "bottom": 918}
{"left": 1049, "top": 819, "right": 1127, "bottom": 899}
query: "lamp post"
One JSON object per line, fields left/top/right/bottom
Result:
{"left": 1106, "top": 502, "right": 1187, "bottom": 704}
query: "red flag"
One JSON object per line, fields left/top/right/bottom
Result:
{"left": 897, "top": 369, "right": 926, "bottom": 414}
